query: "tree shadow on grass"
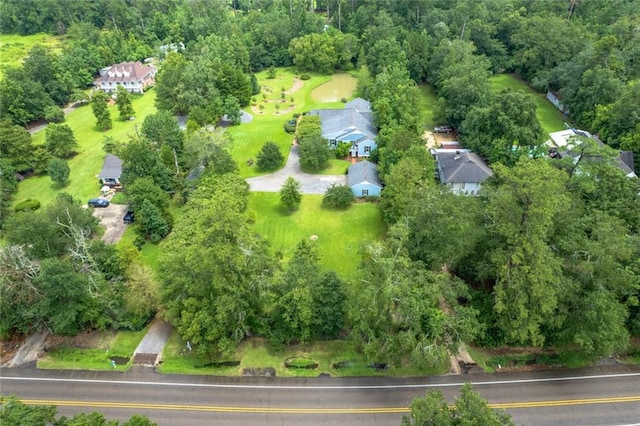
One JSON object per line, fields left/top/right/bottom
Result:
{"left": 275, "top": 205, "right": 299, "bottom": 216}
{"left": 50, "top": 182, "right": 69, "bottom": 191}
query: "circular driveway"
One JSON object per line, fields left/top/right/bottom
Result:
{"left": 246, "top": 145, "right": 346, "bottom": 194}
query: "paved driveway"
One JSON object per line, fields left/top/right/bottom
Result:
{"left": 246, "top": 145, "right": 346, "bottom": 194}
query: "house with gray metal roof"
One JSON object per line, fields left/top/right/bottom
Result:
{"left": 432, "top": 149, "right": 493, "bottom": 195}
{"left": 310, "top": 98, "right": 377, "bottom": 158}
{"left": 98, "top": 154, "right": 123, "bottom": 187}
{"left": 347, "top": 160, "right": 382, "bottom": 197}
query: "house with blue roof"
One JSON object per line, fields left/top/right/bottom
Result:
{"left": 310, "top": 98, "right": 377, "bottom": 158}
{"left": 347, "top": 160, "right": 382, "bottom": 197}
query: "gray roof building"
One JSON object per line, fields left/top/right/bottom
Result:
{"left": 436, "top": 150, "right": 493, "bottom": 184}
{"left": 547, "top": 128, "right": 637, "bottom": 178}
{"left": 347, "top": 160, "right": 382, "bottom": 187}
{"left": 98, "top": 154, "right": 123, "bottom": 180}
{"left": 310, "top": 108, "right": 377, "bottom": 141}
{"left": 309, "top": 98, "right": 377, "bottom": 158}
{"left": 345, "top": 97, "right": 372, "bottom": 113}
{"left": 347, "top": 160, "right": 382, "bottom": 197}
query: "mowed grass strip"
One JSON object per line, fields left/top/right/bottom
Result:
{"left": 160, "top": 333, "right": 448, "bottom": 377}
{"left": 228, "top": 69, "right": 350, "bottom": 178}
{"left": 489, "top": 74, "right": 567, "bottom": 134}
{"left": 417, "top": 84, "right": 438, "bottom": 130}
{"left": 248, "top": 192, "right": 385, "bottom": 279}
{"left": 37, "top": 326, "right": 148, "bottom": 371}
{"left": 14, "top": 90, "right": 158, "bottom": 207}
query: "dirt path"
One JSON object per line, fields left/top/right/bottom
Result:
{"left": 285, "top": 78, "right": 304, "bottom": 95}
{"left": 3, "top": 329, "right": 49, "bottom": 367}
{"left": 447, "top": 344, "right": 478, "bottom": 375}
{"left": 423, "top": 130, "right": 437, "bottom": 149}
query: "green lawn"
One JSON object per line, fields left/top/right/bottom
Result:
{"left": 0, "top": 33, "right": 65, "bottom": 75}
{"left": 37, "top": 326, "right": 148, "bottom": 371}
{"left": 14, "top": 90, "right": 158, "bottom": 207}
{"left": 417, "top": 84, "right": 438, "bottom": 129}
{"left": 489, "top": 74, "right": 568, "bottom": 134}
{"left": 248, "top": 193, "right": 385, "bottom": 279}
{"left": 228, "top": 69, "right": 348, "bottom": 178}
{"left": 159, "top": 332, "right": 448, "bottom": 377}
{"left": 306, "top": 158, "right": 351, "bottom": 175}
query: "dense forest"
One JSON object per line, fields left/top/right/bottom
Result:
{"left": 1, "top": 0, "right": 639, "bottom": 368}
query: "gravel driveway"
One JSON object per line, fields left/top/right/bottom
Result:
{"left": 92, "top": 202, "right": 129, "bottom": 244}
{"left": 246, "top": 145, "right": 346, "bottom": 194}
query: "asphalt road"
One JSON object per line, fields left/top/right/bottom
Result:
{"left": 2, "top": 365, "right": 639, "bottom": 425}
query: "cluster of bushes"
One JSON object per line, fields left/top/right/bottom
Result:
{"left": 284, "top": 119, "right": 297, "bottom": 134}
{"left": 14, "top": 198, "right": 41, "bottom": 212}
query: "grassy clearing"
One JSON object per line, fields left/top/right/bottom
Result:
{"left": 489, "top": 74, "right": 567, "bottom": 134}
{"left": 14, "top": 90, "right": 157, "bottom": 208}
{"left": 417, "top": 84, "right": 438, "bottom": 129}
{"left": 228, "top": 69, "right": 348, "bottom": 178}
{"left": 159, "top": 333, "right": 448, "bottom": 377}
{"left": 158, "top": 331, "right": 241, "bottom": 375}
{"left": 0, "top": 33, "right": 65, "bottom": 74}
{"left": 468, "top": 346, "right": 596, "bottom": 371}
{"left": 248, "top": 193, "right": 384, "bottom": 279}
{"left": 37, "top": 327, "right": 148, "bottom": 371}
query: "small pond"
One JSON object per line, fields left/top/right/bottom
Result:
{"left": 311, "top": 73, "right": 358, "bottom": 103}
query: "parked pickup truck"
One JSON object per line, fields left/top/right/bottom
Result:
{"left": 434, "top": 125, "right": 454, "bottom": 133}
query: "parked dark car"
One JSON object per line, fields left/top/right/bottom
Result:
{"left": 88, "top": 198, "right": 109, "bottom": 208}
{"left": 434, "top": 125, "right": 454, "bottom": 133}
{"left": 123, "top": 211, "right": 135, "bottom": 224}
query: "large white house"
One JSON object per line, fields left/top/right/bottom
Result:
{"left": 99, "top": 61, "right": 157, "bottom": 94}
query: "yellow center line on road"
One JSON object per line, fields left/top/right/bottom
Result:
{"left": 17, "top": 395, "right": 640, "bottom": 414}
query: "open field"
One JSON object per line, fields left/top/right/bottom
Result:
{"left": 159, "top": 333, "right": 448, "bottom": 377}
{"left": 0, "top": 33, "right": 65, "bottom": 74}
{"left": 489, "top": 74, "right": 568, "bottom": 134}
{"left": 228, "top": 69, "right": 349, "bottom": 178}
{"left": 248, "top": 192, "right": 385, "bottom": 279}
{"left": 13, "top": 90, "right": 157, "bottom": 208}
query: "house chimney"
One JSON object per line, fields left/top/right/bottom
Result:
{"left": 454, "top": 150, "right": 460, "bottom": 160}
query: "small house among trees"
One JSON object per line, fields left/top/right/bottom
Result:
{"left": 547, "top": 128, "right": 637, "bottom": 178}
{"left": 432, "top": 149, "right": 493, "bottom": 195}
{"left": 310, "top": 98, "right": 377, "bottom": 158}
{"left": 98, "top": 154, "right": 123, "bottom": 187}
{"left": 99, "top": 62, "right": 157, "bottom": 94}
